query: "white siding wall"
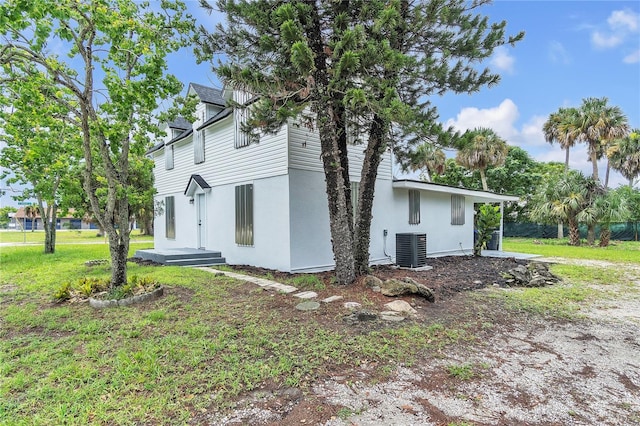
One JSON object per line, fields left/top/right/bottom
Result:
{"left": 152, "top": 109, "right": 291, "bottom": 262}
{"left": 209, "top": 174, "right": 291, "bottom": 271}
{"left": 287, "top": 123, "right": 393, "bottom": 180}
{"left": 387, "top": 190, "right": 474, "bottom": 257}
{"left": 288, "top": 168, "right": 395, "bottom": 272}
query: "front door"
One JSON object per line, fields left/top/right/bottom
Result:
{"left": 196, "top": 193, "right": 206, "bottom": 249}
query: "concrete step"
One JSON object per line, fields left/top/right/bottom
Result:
{"left": 134, "top": 248, "right": 225, "bottom": 267}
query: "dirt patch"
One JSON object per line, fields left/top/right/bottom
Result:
{"left": 205, "top": 256, "right": 640, "bottom": 426}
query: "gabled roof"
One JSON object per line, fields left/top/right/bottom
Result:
{"left": 392, "top": 179, "right": 519, "bottom": 203}
{"left": 196, "top": 108, "right": 233, "bottom": 131}
{"left": 146, "top": 128, "right": 193, "bottom": 155}
{"left": 167, "top": 116, "right": 191, "bottom": 130}
{"left": 189, "top": 83, "right": 226, "bottom": 106}
{"left": 184, "top": 174, "right": 212, "bottom": 197}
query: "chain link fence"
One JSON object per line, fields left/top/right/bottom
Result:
{"left": 504, "top": 222, "right": 640, "bottom": 241}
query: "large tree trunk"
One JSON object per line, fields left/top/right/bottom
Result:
{"left": 316, "top": 109, "right": 355, "bottom": 285}
{"left": 353, "top": 116, "right": 387, "bottom": 276}
{"left": 599, "top": 227, "right": 611, "bottom": 247}
{"left": 557, "top": 222, "right": 564, "bottom": 239}
{"left": 564, "top": 147, "right": 570, "bottom": 171}
{"left": 307, "top": 3, "right": 354, "bottom": 285}
{"left": 568, "top": 216, "right": 580, "bottom": 246}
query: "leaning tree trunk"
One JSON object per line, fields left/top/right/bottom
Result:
{"left": 354, "top": 115, "right": 387, "bottom": 276}
{"left": 568, "top": 216, "right": 581, "bottom": 246}
{"left": 479, "top": 169, "right": 488, "bottom": 191}
{"left": 307, "top": 5, "right": 355, "bottom": 285}
{"left": 599, "top": 227, "right": 611, "bottom": 247}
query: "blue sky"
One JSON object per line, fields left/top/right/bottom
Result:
{"left": 173, "top": 0, "right": 640, "bottom": 189}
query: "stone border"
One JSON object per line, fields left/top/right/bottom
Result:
{"left": 89, "top": 286, "right": 164, "bottom": 309}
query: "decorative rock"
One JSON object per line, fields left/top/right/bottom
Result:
{"left": 344, "top": 301, "right": 362, "bottom": 310}
{"left": 296, "top": 301, "right": 320, "bottom": 311}
{"left": 384, "top": 300, "right": 417, "bottom": 314}
{"left": 371, "top": 286, "right": 381, "bottom": 293}
{"left": 502, "top": 262, "right": 561, "bottom": 287}
{"left": 381, "top": 313, "right": 405, "bottom": 322}
{"left": 364, "top": 275, "right": 383, "bottom": 288}
{"left": 321, "top": 295, "right": 344, "bottom": 303}
{"left": 379, "top": 277, "right": 435, "bottom": 302}
{"left": 294, "top": 291, "right": 318, "bottom": 299}
{"left": 344, "top": 310, "right": 378, "bottom": 322}
{"left": 89, "top": 286, "right": 164, "bottom": 309}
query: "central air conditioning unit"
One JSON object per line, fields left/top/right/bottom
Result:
{"left": 396, "top": 233, "right": 427, "bottom": 268}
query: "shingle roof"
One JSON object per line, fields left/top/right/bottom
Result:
{"left": 189, "top": 83, "right": 226, "bottom": 106}
{"left": 167, "top": 116, "right": 192, "bottom": 130}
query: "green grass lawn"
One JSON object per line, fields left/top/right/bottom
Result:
{"left": 0, "top": 243, "right": 466, "bottom": 425}
{"left": 503, "top": 237, "right": 640, "bottom": 263}
{"left": 0, "top": 229, "right": 153, "bottom": 245}
{"left": 1, "top": 239, "right": 636, "bottom": 424}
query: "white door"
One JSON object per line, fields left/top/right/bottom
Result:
{"left": 197, "top": 193, "right": 206, "bottom": 249}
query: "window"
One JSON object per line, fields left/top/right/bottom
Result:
{"left": 351, "top": 181, "right": 359, "bottom": 223}
{"left": 234, "top": 91, "right": 252, "bottom": 149}
{"left": 235, "top": 184, "right": 253, "bottom": 246}
{"left": 451, "top": 194, "right": 465, "bottom": 225}
{"left": 194, "top": 130, "right": 205, "bottom": 164}
{"left": 165, "top": 196, "right": 175, "bottom": 239}
{"left": 165, "top": 145, "right": 174, "bottom": 170}
{"left": 409, "top": 189, "right": 420, "bottom": 225}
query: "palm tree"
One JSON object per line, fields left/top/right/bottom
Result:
{"left": 543, "top": 107, "right": 580, "bottom": 171}
{"left": 576, "top": 97, "right": 630, "bottom": 186}
{"left": 455, "top": 127, "right": 509, "bottom": 191}
{"left": 407, "top": 143, "right": 446, "bottom": 182}
{"left": 592, "top": 188, "right": 630, "bottom": 247}
{"left": 529, "top": 171, "right": 591, "bottom": 246}
{"left": 608, "top": 129, "right": 640, "bottom": 187}
{"left": 24, "top": 203, "right": 39, "bottom": 232}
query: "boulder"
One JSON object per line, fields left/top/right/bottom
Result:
{"left": 364, "top": 275, "right": 383, "bottom": 288}
{"left": 379, "top": 277, "right": 435, "bottom": 302}
{"left": 384, "top": 300, "right": 417, "bottom": 314}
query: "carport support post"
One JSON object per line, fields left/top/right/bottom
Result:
{"left": 499, "top": 202, "right": 504, "bottom": 251}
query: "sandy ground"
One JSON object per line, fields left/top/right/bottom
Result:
{"left": 205, "top": 257, "right": 640, "bottom": 426}
{"left": 317, "top": 258, "right": 640, "bottom": 426}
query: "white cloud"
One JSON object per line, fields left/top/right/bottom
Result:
{"left": 608, "top": 9, "right": 639, "bottom": 32}
{"left": 548, "top": 41, "right": 571, "bottom": 64}
{"left": 591, "top": 9, "right": 640, "bottom": 53}
{"left": 490, "top": 46, "right": 515, "bottom": 74}
{"left": 591, "top": 31, "right": 623, "bottom": 49}
{"left": 445, "top": 99, "right": 519, "bottom": 140}
{"left": 623, "top": 48, "right": 640, "bottom": 63}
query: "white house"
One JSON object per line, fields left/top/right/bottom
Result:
{"left": 137, "top": 83, "right": 518, "bottom": 271}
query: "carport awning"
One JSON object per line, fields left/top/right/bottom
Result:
{"left": 184, "top": 174, "right": 212, "bottom": 197}
{"left": 392, "top": 179, "right": 519, "bottom": 203}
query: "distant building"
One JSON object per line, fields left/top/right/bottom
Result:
{"left": 9, "top": 207, "right": 98, "bottom": 231}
